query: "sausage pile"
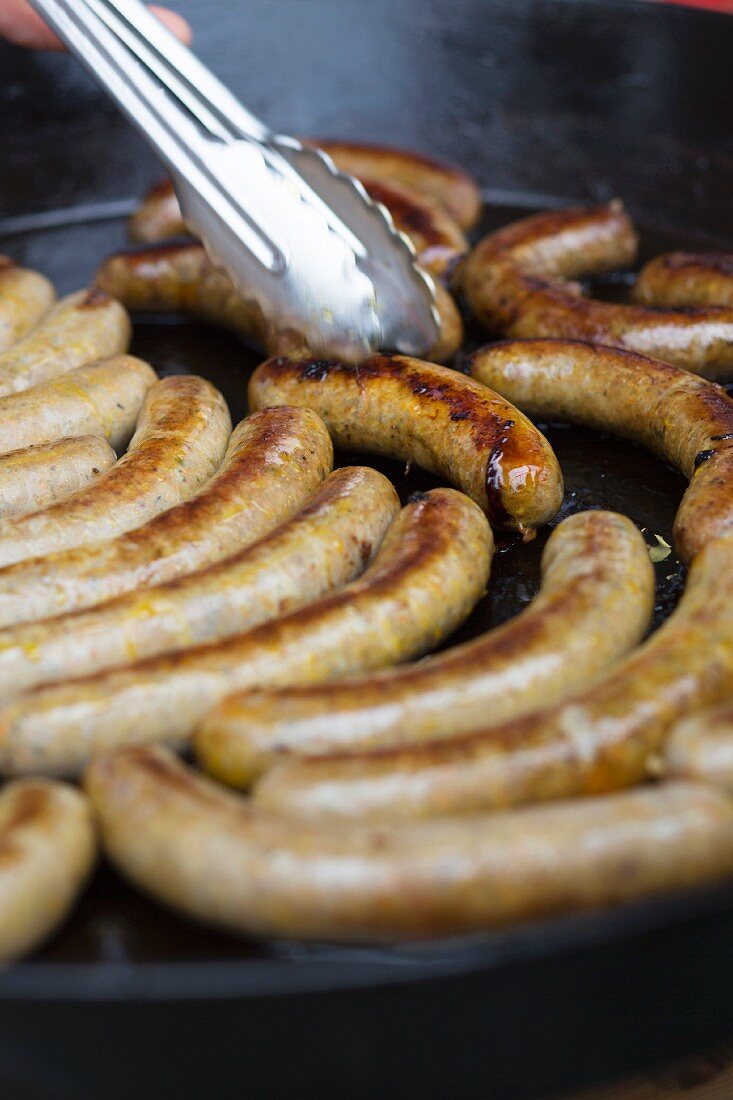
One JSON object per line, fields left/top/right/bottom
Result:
{"left": 2, "top": 141, "right": 733, "bottom": 959}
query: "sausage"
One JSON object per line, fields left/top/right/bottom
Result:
{"left": 249, "top": 353, "right": 563, "bottom": 536}
{"left": 633, "top": 252, "right": 733, "bottom": 308}
{"left": 0, "top": 258, "right": 55, "bottom": 352}
{"left": 466, "top": 337, "right": 733, "bottom": 563}
{"left": 86, "top": 746, "right": 733, "bottom": 942}
{"left": 196, "top": 511, "right": 653, "bottom": 788}
{"left": 0, "top": 288, "right": 130, "bottom": 398}
{"left": 253, "top": 523, "right": 733, "bottom": 821}
{"left": 0, "top": 355, "right": 155, "bottom": 455}
{"left": 127, "top": 179, "right": 189, "bottom": 243}
{"left": 0, "top": 436, "right": 116, "bottom": 520}
{"left": 0, "top": 374, "right": 231, "bottom": 569}
{"left": 458, "top": 204, "right": 733, "bottom": 378}
{"left": 0, "top": 488, "right": 491, "bottom": 777}
{"left": 0, "top": 466, "right": 397, "bottom": 705}
{"left": 97, "top": 242, "right": 462, "bottom": 365}
{"left": 0, "top": 778, "right": 96, "bottom": 961}
{"left": 666, "top": 703, "right": 733, "bottom": 794}
{"left": 0, "top": 406, "right": 332, "bottom": 629}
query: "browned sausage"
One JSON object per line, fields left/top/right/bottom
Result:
{"left": 0, "top": 374, "right": 231, "bottom": 569}
{"left": 666, "top": 703, "right": 733, "bottom": 794}
{"left": 196, "top": 511, "right": 654, "bottom": 788}
{"left": 127, "top": 179, "right": 189, "bottom": 242}
{"left": 466, "top": 337, "right": 733, "bottom": 563}
{"left": 0, "top": 406, "right": 332, "bottom": 629}
{"left": 253, "top": 524, "right": 733, "bottom": 821}
{"left": 633, "top": 252, "right": 733, "bottom": 308}
{"left": 0, "top": 488, "right": 491, "bottom": 777}
{"left": 86, "top": 746, "right": 733, "bottom": 942}
{"left": 0, "top": 436, "right": 116, "bottom": 520}
{"left": 249, "top": 353, "right": 563, "bottom": 536}
{"left": 458, "top": 204, "right": 733, "bottom": 377}
{"left": 0, "top": 288, "right": 130, "bottom": 397}
{"left": 0, "top": 778, "right": 96, "bottom": 961}
{"left": 0, "top": 258, "right": 55, "bottom": 352}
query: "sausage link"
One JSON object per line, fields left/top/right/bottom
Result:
{"left": 0, "top": 288, "right": 130, "bottom": 398}
{"left": 666, "top": 703, "right": 733, "bottom": 794}
{"left": 254, "top": 525, "right": 733, "bottom": 821}
{"left": 127, "top": 179, "right": 188, "bottom": 242}
{"left": 86, "top": 746, "right": 733, "bottom": 942}
{"left": 0, "top": 374, "right": 231, "bottom": 569}
{"left": 0, "top": 258, "right": 55, "bottom": 352}
{"left": 633, "top": 253, "right": 733, "bottom": 308}
{"left": 0, "top": 436, "right": 116, "bottom": 520}
{"left": 458, "top": 204, "right": 733, "bottom": 377}
{"left": 249, "top": 353, "right": 563, "bottom": 535}
{"left": 0, "top": 778, "right": 96, "bottom": 961}
{"left": 0, "top": 489, "right": 491, "bottom": 777}
{"left": 466, "top": 337, "right": 733, "bottom": 563}
{"left": 0, "top": 466, "right": 396, "bottom": 705}
{"left": 0, "top": 355, "right": 155, "bottom": 455}
{"left": 196, "top": 511, "right": 653, "bottom": 788}
{"left": 0, "top": 406, "right": 331, "bottom": 629}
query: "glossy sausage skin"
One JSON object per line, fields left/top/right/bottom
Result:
{"left": 0, "top": 406, "right": 331, "bottom": 629}
{"left": 0, "top": 258, "right": 55, "bottom": 352}
{"left": 666, "top": 703, "right": 733, "bottom": 794}
{"left": 87, "top": 747, "right": 733, "bottom": 942}
{"left": 254, "top": 526, "right": 733, "bottom": 821}
{"left": 0, "top": 489, "right": 491, "bottom": 777}
{"left": 0, "top": 374, "right": 231, "bottom": 569}
{"left": 633, "top": 253, "right": 733, "bottom": 309}
{"left": 458, "top": 204, "right": 733, "bottom": 377}
{"left": 0, "top": 355, "right": 155, "bottom": 455}
{"left": 197, "top": 511, "right": 654, "bottom": 788}
{"left": 0, "top": 288, "right": 130, "bottom": 398}
{"left": 0, "top": 466, "right": 398, "bottom": 705}
{"left": 127, "top": 179, "right": 189, "bottom": 242}
{"left": 249, "top": 353, "right": 563, "bottom": 536}
{"left": 466, "top": 338, "right": 733, "bottom": 563}
{"left": 0, "top": 778, "right": 96, "bottom": 961}
{"left": 0, "top": 436, "right": 116, "bottom": 520}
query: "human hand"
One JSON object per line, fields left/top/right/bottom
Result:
{"left": 0, "top": 0, "right": 191, "bottom": 49}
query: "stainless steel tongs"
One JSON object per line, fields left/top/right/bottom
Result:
{"left": 27, "top": 0, "right": 440, "bottom": 361}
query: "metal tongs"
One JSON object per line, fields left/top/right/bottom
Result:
{"left": 28, "top": 0, "right": 440, "bottom": 361}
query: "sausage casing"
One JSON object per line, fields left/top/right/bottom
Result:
{"left": 0, "top": 258, "right": 55, "bottom": 352}
{"left": 666, "top": 702, "right": 733, "bottom": 794}
{"left": 633, "top": 253, "right": 733, "bottom": 309}
{"left": 0, "top": 436, "right": 116, "bottom": 520}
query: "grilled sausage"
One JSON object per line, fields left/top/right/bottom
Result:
{"left": 666, "top": 703, "right": 733, "bottom": 794}
{"left": 633, "top": 253, "right": 733, "bottom": 309}
{"left": 87, "top": 747, "right": 733, "bottom": 942}
{"left": 0, "top": 489, "right": 491, "bottom": 777}
{"left": 0, "top": 778, "right": 96, "bottom": 961}
{"left": 254, "top": 524, "right": 733, "bottom": 821}
{"left": 0, "top": 288, "right": 130, "bottom": 398}
{"left": 458, "top": 204, "right": 733, "bottom": 377}
{"left": 466, "top": 338, "right": 733, "bottom": 563}
{"left": 0, "top": 258, "right": 55, "bottom": 352}
{"left": 127, "top": 179, "right": 188, "bottom": 242}
{"left": 0, "top": 374, "right": 230, "bottom": 569}
{"left": 0, "top": 355, "right": 155, "bottom": 455}
{"left": 249, "top": 353, "right": 563, "bottom": 536}
{"left": 0, "top": 436, "right": 116, "bottom": 520}
{"left": 0, "top": 407, "right": 331, "bottom": 629}
{"left": 196, "top": 511, "right": 653, "bottom": 788}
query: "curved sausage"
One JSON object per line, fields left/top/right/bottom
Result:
{"left": 0, "top": 436, "right": 116, "bottom": 520}
{"left": 0, "top": 778, "right": 96, "bottom": 961}
{"left": 0, "top": 466, "right": 398, "bottom": 705}
{"left": 0, "top": 374, "right": 231, "bottom": 569}
{"left": 0, "top": 258, "right": 55, "bottom": 352}
{"left": 458, "top": 204, "right": 733, "bottom": 377}
{"left": 127, "top": 179, "right": 188, "bottom": 243}
{"left": 86, "top": 746, "right": 733, "bottom": 942}
{"left": 249, "top": 353, "right": 563, "bottom": 536}
{"left": 666, "top": 703, "right": 733, "bottom": 794}
{"left": 0, "top": 488, "right": 491, "bottom": 777}
{"left": 0, "top": 288, "right": 130, "bottom": 398}
{"left": 0, "top": 406, "right": 332, "bottom": 629}
{"left": 466, "top": 337, "right": 733, "bottom": 563}
{"left": 633, "top": 252, "right": 733, "bottom": 309}
{"left": 0, "top": 355, "right": 155, "bottom": 455}
{"left": 253, "top": 523, "right": 733, "bottom": 821}
{"left": 196, "top": 511, "right": 653, "bottom": 788}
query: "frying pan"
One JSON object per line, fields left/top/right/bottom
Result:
{"left": 1, "top": 1, "right": 732, "bottom": 1096}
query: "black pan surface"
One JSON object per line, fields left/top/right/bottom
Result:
{"left": 1, "top": 2, "right": 733, "bottom": 1097}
